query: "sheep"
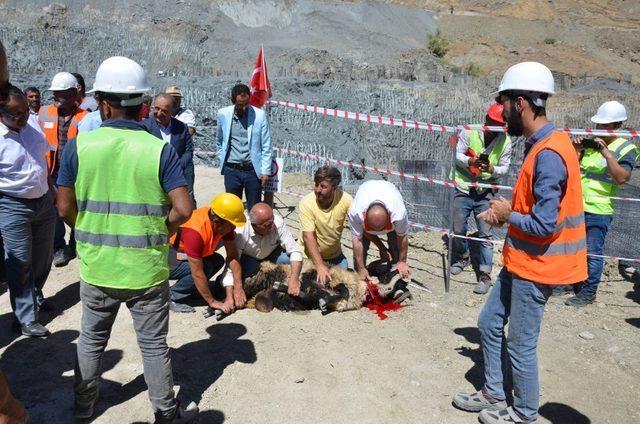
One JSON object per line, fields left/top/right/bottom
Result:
{"left": 242, "top": 259, "right": 411, "bottom": 314}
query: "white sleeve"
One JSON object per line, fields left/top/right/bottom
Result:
{"left": 349, "top": 205, "right": 364, "bottom": 239}
{"left": 276, "top": 217, "right": 303, "bottom": 262}
{"left": 221, "top": 268, "right": 234, "bottom": 287}
{"left": 178, "top": 109, "right": 196, "bottom": 128}
{"left": 456, "top": 130, "right": 471, "bottom": 168}
{"left": 492, "top": 136, "right": 512, "bottom": 177}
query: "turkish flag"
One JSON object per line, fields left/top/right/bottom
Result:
{"left": 249, "top": 47, "right": 272, "bottom": 108}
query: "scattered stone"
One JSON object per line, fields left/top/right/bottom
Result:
{"left": 294, "top": 377, "right": 305, "bottom": 383}
{"left": 579, "top": 331, "right": 594, "bottom": 340}
{"left": 606, "top": 345, "right": 620, "bottom": 353}
{"left": 602, "top": 324, "right": 611, "bottom": 331}
{"left": 465, "top": 299, "right": 475, "bottom": 307}
{"left": 524, "top": 46, "right": 535, "bottom": 54}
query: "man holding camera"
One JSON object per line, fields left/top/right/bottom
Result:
{"left": 450, "top": 103, "right": 512, "bottom": 294}
{"left": 566, "top": 101, "right": 638, "bottom": 306}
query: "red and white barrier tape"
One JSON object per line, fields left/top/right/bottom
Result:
{"left": 270, "top": 100, "right": 457, "bottom": 133}
{"left": 270, "top": 100, "right": 640, "bottom": 138}
{"left": 275, "top": 147, "right": 511, "bottom": 191}
{"left": 275, "top": 146, "right": 640, "bottom": 202}
{"left": 278, "top": 188, "right": 640, "bottom": 264}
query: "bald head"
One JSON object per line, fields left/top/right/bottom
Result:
{"left": 249, "top": 203, "right": 275, "bottom": 236}
{"left": 249, "top": 203, "right": 274, "bottom": 224}
{"left": 365, "top": 203, "right": 389, "bottom": 232}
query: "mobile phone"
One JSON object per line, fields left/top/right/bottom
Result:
{"left": 581, "top": 138, "right": 602, "bottom": 151}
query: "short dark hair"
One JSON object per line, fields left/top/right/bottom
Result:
{"left": 314, "top": 166, "right": 342, "bottom": 187}
{"left": 231, "top": 84, "right": 251, "bottom": 102}
{"left": 24, "top": 86, "right": 40, "bottom": 95}
{"left": 71, "top": 73, "right": 86, "bottom": 92}
{"left": 503, "top": 90, "right": 547, "bottom": 118}
{"left": 95, "top": 92, "right": 143, "bottom": 120}
{"left": 0, "top": 85, "right": 26, "bottom": 115}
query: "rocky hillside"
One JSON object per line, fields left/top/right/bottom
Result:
{"left": 392, "top": 0, "right": 640, "bottom": 81}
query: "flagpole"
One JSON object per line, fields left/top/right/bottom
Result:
{"left": 262, "top": 45, "right": 275, "bottom": 208}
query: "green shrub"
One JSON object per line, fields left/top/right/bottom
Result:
{"left": 427, "top": 30, "right": 449, "bottom": 58}
{"left": 544, "top": 38, "right": 556, "bottom": 45}
{"left": 464, "top": 62, "right": 482, "bottom": 77}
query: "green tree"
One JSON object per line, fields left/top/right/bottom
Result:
{"left": 428, "top": 30, "right": 449, "bottom": 58}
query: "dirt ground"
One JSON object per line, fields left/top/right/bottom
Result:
{"left": 1, "top": 165, "right": 639, "bottom": 424}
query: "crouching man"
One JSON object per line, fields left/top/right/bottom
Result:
{"left": 349, "top": 180, "right": 411, "bottom": 281}
{"left": 168, "top": 193, "right": 246, "bottom": 313}
{"left": 221, "top": 202, "right": 303, "bottom": 295}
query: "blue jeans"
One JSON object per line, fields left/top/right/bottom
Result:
{"left": 241, "top": 245, "right": 291, "bottom": 279}
{"left": 168, "top": 253, "right": 226, "bottom": 301}
{"left": 223, "top": 165, "right": 262, "bottom": 211}
{"left": 452, "top": 189, "right": 494, "bottom": 274}
{"left": 75, "top": 281, "right": 177, "bottom": 415}
{"left": 577, "top": 212, "right": 613, "bottom": 298}
{"left": 325, "top": 252, "right": 348, "bottom": 269}
{"left": 0, "top": 192, "right": 56, "bottom": 323}
{"left": 359, "top": 231, "right": 400, "bottom": 266}
{"left": 477, "top": 268, "right": 552, "bottom": 421}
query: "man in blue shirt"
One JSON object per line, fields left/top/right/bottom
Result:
{"left": 216, "top": 84, "right": 272, "bottom": 211}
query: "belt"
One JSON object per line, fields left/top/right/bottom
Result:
{"left": 225, "top": 162, "right": 254, "bottom": 171}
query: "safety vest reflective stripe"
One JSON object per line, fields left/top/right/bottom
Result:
{"left": 580, "top": 169, "right": 613, "bottom": 184}
{"left": 77, "top": 200, "right": 171, "bottom": 217}
{"left": 506, "top": 235, "right": 586, "bottom": 256}
{"left": 75, "top": 230, "right": 168, "bottom": 248}
{"left": 612, "top": 140, "right": 635, "bottom": 157}
{"left": 554, "top": 213, "right": 584, "bottom": 232}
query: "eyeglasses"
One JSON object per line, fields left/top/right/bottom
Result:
{"left": 1, "top": 108, "right": 28, "bottom": 122}
{"left": 252, "top": 219, "right": 274, "bottom": 229}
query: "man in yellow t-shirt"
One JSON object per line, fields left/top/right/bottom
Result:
{"left": 298, "top": 166, "right": 353, "bottom": 284}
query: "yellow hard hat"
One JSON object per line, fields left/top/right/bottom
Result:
{"left": 210, "top": 193, "right": 246, "bottom": 227}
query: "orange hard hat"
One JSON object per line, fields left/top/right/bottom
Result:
{"left": 486, "top": 103, "right": 505, "bottom": 125}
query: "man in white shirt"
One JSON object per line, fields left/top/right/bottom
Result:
{"left": 349, "top": 180, "right": 411, "bottom": 282}
{"left": 72, "top": 73, "right": 99, "bottom": 112}
{"left": 0, "top": 86, "right": 56, "bottom": 337}
{"left": 165, "top": 86, "right": 196, "bottom": 136}
{"left": 223, "top": 203, "right": 303, "bottom": 296}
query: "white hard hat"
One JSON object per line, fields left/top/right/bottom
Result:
{"left": 47, "top": 72, "right": 79, "bottom": 91}
{"left": 496, "top": 62, "right": 555, "bottom": 106}
{"left": 88, "top": 56, "right": 150, "bottom": 96}
{"left": 591, "top": 101, "right": 627, "bottom": 124}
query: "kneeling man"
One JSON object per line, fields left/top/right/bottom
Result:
{"left": 222, "top": 203, "right": 303, "bottom": 296}
{"left": 169, "top": 193, "right": 246, "bottom": 313}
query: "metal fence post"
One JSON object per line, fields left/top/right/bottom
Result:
{"left": 445, "top": 133, "right": 458, "bottom": 293}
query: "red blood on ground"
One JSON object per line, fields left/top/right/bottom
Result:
{"left": 364, "top": 282, "right": 404, "bottom": 320}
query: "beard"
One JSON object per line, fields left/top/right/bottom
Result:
{"left": 506, "top": 102, "right": 524, "bottom": 136}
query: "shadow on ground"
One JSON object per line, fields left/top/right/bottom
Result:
{"left": 626, "top": 318, "right": 640, "bottom": 328}
{"left": 172, "top": 323, "right": 257, "bottom": 406}
{"left": 454, "top": 327, "right": 513, "bottom": 401}
{"left": 0, "top": 280, "right": 80, "bottom": 350}
{"left": 539, "top": 402, "right": 590, "bottom": 424}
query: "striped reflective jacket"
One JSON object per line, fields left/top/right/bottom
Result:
{"left": 38, "top": 104, "right": 88, "bottom": 175}
{"left": 580, "top": 137, "right": 638, "bottom": 215}
{"left": 503, "top": 131, "right": 587, "bottom": 285}
{"left": 74, "top": 126, "right": 171, "bottom": 289}
{"left": 453, "top": 130, "right": 510, "bottom": 191}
